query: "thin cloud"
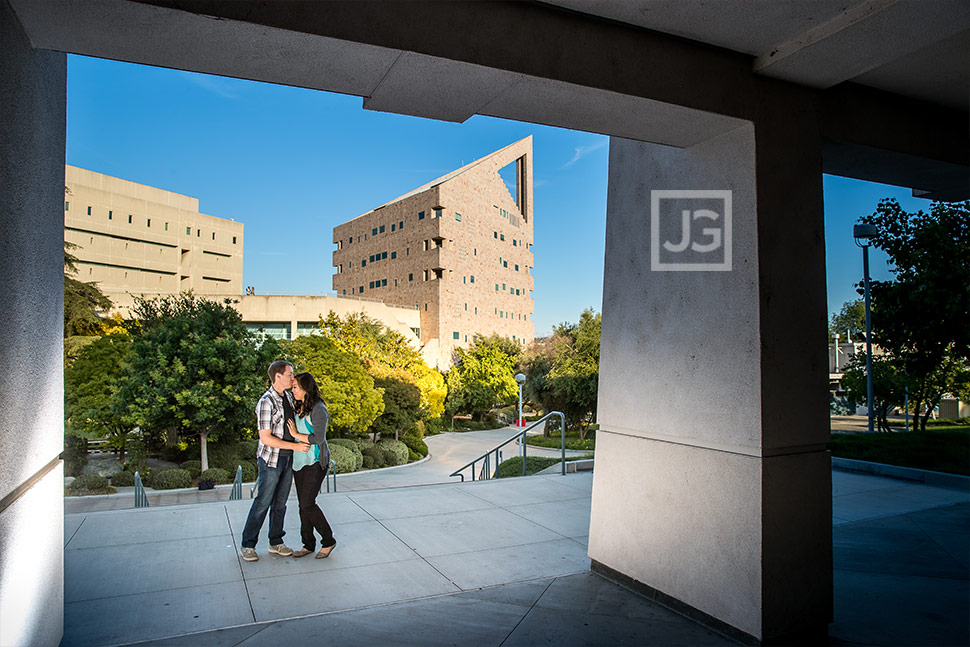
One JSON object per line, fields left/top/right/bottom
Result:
{"left": 561, "top": 140, "right": 607, "bottom": 169}
{"left": 180, "top": 72, "right": 241, "bottom": 99}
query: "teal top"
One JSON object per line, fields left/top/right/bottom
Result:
{"left": 292, "top": 400, "right": 331, "bottom": 471}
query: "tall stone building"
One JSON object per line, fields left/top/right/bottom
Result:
{"left": 64, "top": 164, "right": 244, "bottom": 307}
{"left": 332, "top": 137, "right": 535, "bottom": 367}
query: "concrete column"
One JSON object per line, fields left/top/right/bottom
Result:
{"left": 0, "top": 2, "right": 67, "bottom": 646}
{"left": 590, "top": 118, "right": 831, "bottom": 643}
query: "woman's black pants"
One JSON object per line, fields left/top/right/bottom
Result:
{"left": 292, "top": 462, "right": 336, "bottom": 551}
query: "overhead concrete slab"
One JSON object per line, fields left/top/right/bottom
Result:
{"left": 62, "top": 581, "right": 253, "bottom": 647}
{"left": 245, "top": 558, "right": 459, "bottom": 620}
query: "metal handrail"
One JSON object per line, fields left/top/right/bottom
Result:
{"left": 230, "top": 465, "right": 243, "bottom": 500}
{"left": 133, "top": 471, "right": 149, "bottom": 508}
{"left": 450, "top": 411, "right": 566, "bottom": 482}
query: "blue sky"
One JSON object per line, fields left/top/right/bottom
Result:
{"left": 67, "top": 55, "right": 929, "bottom": 336}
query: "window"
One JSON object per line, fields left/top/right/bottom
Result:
{"left": 474, "top": 248, "right": 477, "bottom": 256}
{"left": 494, "top": 231, "right": 498, "bottom": 238}
{"left": 408, "top": 273, "right": 413, "bottom": 281}
{"left": 362, "top": 259, "right": 367, "bottom": 267}
{"left": 382, "top": 279, "right": 387, "bottom": 287}
{"left": 360, "top": 286, "right": 365, "bottom": 293}
{"left": 500, "top": 234, "right": 505, "bottom": 241}
{"left": 470, "top": 275, "right": 475, "bottom": 283}
{"left": 369, "top": 254, "right": 375, "bottom": 263}
{"left": 369, "top": 281, "right": 375, "bottom": 289}
{"left": 197, "top": 229, "right": 201, "bottom": 237}
{"left": 64, "top": 201, "right": 69, "bottom": 211}
{"left": 434, "top": 208, "right": 442, "bottom": 219}
{"left": 455, "top": 212, "right": 462, "bottom": 221}
{"left": 465, "top": 335, "right": 468, "bottom": 342}
{"left": 232, "top": 235, "right": 236, "bottom": 244}
{"left": 342, "top": 289, "right": 347, "bottom": 295}
{"left": 474, "top": 307, "right": 478, "bottom": 314}
{"left": 381, "top": 251, "right": 387, "bottom": 260}
{"left": 372, "top": 227, "right": 378, "bottom": 236}
{"left": 391, "top": 224, "right": 396, "bottom": 232}
{"left": 128, "top": 214, "right": 132, "bottom": 223}
{"left": 515, "top": 264, "right": 519, "bottom": 271}
{"left": 406, "top": 247, "right": 410, "bottom": 256}
{"left": 423, "top": 240, "right": 429, "bottom": 251}
{"left": 503, "top": 260, "right": 508, "bottom": 268}
{"left": 502, "top": 283, "right": 506, "bottom": 290}
{"left": 425, "top": 304, "right": 428, "bottom": 311}
{"left": 390, "top": 251, "right": 396, "bottom": 259}
{"left": 464, "top": 303, "right": 468, "bottom": 311}
{"left": 516, "top": 289, "right": 520, "bottom": 295}
{"left": 108, "top": 210, "right": 113, "bottom": 220}
{"left": 186, "top": 226, "right": 191, "bottom": 235}
{"left": 399, "top": 221, "right": 404, "bottom": 229}
{"left": 165, "top": 223, "right": 169, "bottom": 231}
{"left": 495, "top": 284, "right": 499, "bottom": 291}
{"left": 212, "top": 232, "right": 216, "bottom": 240}
{"left": 423, "top": 270, "right": 429, "bottom": 281}
{"left": 463, "top": 276, "right": 466, "bottom": 284}
{"left": 418, "top": 211, "right": 425, "bottom": 220}
{"left": 453, "top": 332, "right": 460, "bottom": 340}
{"left": 513, "top": 239, "right": 517, "bottom": 246}
{"left": 379, "top": 225, "right": 385, "bottom": 233}
{"left": 147, "top": 219, "right": 151, "bottom": 227}
{"left": 394, "top": 279, "right": 398, "bottom": 286}
{"left": 364, "top": 233, "right": 368, "bottom": 240}
{"left": 349, "top": 236, "right": 353, "bottom": 244}
{"left": 86, "top": 206, "right": 91, "bottom": 215}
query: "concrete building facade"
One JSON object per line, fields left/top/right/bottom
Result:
{"left": 64, "top": 164, "right": 244, "bottom": 301}
{"left": 332, "top": 138, "right": 534, "bottom": 368}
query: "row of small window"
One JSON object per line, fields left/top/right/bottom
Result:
{"left": 493, "top": 232, "right": 528, "bottom": 248}
{"left": 340, "top": 208, "right": 469, "bottom": 250}
{"left": 496, "top": 257, "right": 522, "bottom": 271}
{"left": 452, "top": 331, "right": 525, "bottom": 343}
{"left": 65, "top": 202, "right": 237, "bottom": 244}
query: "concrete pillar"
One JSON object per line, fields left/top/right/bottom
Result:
{"left": 0, "top": 2, "right": 67, "bottom": 646}
{"left": 590, "top": 118, "right": 832, "bottom": 643}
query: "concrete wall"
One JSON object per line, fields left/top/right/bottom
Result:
{"left": 0, "top": 2, "right": 66, "bottom": 645}
{"left": 590, "top": 123, "right": 832, "bottom": 642}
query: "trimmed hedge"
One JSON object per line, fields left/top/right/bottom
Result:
{"left": 110, "top": 470, "right": 135, "bottom": 486}
{"left": 402, "top": 436, "right": 429, "bottom": 458}
{"left": 239, "top": 461, "right": 257, "bottom": 482}
{"left": 150, "top": 468, "right": 193, "bottom": 489}
{"left": 199, "top": 468, "right": 232, "bottom": 484}
{"left": 361, "top": 446, "right": 385, "bottom": 468}
{"left": 179, "top": 460, "right": 202, "bottom": 479}
{"left": 69, "top": 474, "right": 109, "bottom": 491}
{"left": 382, "top": 449, "right": 401, "bottom": 467}
{"left": 329, "top": 444, "right": 357, "bottom": 474}
{"left": 329, "top": 439, "right": 363, "bottom": 471}
{"left": 376, "top": 439, "right": 409, "bottom": 465}
{"left": 362, "top": 455, "right": 375, "bottom": 469}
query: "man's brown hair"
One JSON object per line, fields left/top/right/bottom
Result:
{"left": 267, "top": 360, "right": 293, "bottom": 383}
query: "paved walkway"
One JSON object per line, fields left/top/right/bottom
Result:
{"left": 61, "top": 466, "right": 969, "bottom": 646}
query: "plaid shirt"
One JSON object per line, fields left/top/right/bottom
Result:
{"left": 255, "top": 386, "right": 294, "bottom": 468}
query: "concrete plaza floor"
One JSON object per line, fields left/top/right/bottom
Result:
{"left": 61, "top": 430, "right": 969, "bottom": 647}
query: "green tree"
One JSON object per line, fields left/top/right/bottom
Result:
{"left": 316, "top": 311, "right": 446, "bottom": 419}
{"left": 282, "top": 334, "right": 385, "bottom": 437}
{"left": 841, "top": 352, "right": 909, "bottom": 433}
{"left": 64, "top": 241, "right": 112, "bottom": 338}
{"left": 445, "top": 334, "right": 520, "bottom": 420}
{"left": 829, "top": 299, "right": 866, "bottom": 341}
{"left": 860, "top": 198, "right": 970, "bottom": 430}
{"left": 371, "top": 377, "right": 421, "bottom": 440}
{"left": 64, "top": 333, "right": 136, "bottom": 461}
{"left": 119, "top": 294, "right": 274, "bottom": 470}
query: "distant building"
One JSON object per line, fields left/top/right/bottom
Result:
{"left": 332, "top": 137, "right": 536, "bottom": 367}
{"left": 64, "top": 165, "right": 244, "bottom": 304}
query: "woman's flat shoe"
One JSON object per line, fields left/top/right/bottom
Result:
{"left": 316, "top": 541, "right": 336, "bottom": 559}
{"left": 292, "top": 548, "right": 313, "bottom": 558}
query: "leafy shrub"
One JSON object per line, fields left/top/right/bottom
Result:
{"left": 424, "top": 417, "right": 445, "bottom": 436}
{"left": 329, "top": 438, "right": 363, "bottom": 471}
{"left": 376, "top": 439, "right": 409, "bottom": 465}
{"left": 402, "top": 435, "right": 429, "bottom": 458}
{"left": 361, "top": 446, "right": 386, "bottom": 468}
{"left": 150, "top": 468, "right": 193, "bottom": 489}
{"left": 64, "top": 435, "right": 88, "bottom": 477}
{"left": 237, "top": 438, "right": 258, "bottom": 458}
{"left": 110, "top": 470, "right": 135, "bottom": 486}
{"left": 206, "top": 441, "right": 241, "bottom": 470}
{"left": 179, "top": 460, "right": 202, "bottom": 479}
{"left": 382, "top": 449, "right": 401, "bottom": 467}
{"left": 407, "top": 449, "right": 421, "bottom": 462}
{"left": 239, "top": 461, "right": 257, "bottom": 482}
{"left": 70, "top": 474, "right": 109, "bottom": 491}
{"left": 329, "top": 444, "right": 357, "bottom": 474}
{"left": 199, "top": 467, "right": 232, "bottom": 484}
{"left": 362, "top": 455, "right": 375, "bottom": 469}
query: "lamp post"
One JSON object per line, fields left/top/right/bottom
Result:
{"left": 853, "top": 223, "right": 878, "bottom": 434}
{"left": 515, "top": 373, "right": 526, "bottom": 427}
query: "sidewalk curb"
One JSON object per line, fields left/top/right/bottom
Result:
{"left": 832, "top": 457, "right": 970, "bottom": 490}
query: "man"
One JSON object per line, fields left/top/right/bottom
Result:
{"left": 240, "top": 360, "right": 310, "bottom": 562}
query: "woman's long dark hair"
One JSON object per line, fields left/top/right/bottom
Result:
{"left": 293, "top": 372, "right": 323, "bottom": 418}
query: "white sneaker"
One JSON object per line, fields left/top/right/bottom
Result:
{"left": 241, "top": 547, "right": 258, "bottom": 562}
{"left": 268, "top": 543, "right": 293, "bottom": 556}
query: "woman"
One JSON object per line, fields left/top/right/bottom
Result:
{"left": 286, "top": 372, "right": 337, "bottom": 558}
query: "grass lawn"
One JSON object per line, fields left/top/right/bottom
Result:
{"left": 495, "top": 454, "right": 595, "bottom": 478}
{"left": 829, "top": 426, "right": 970, "bottom": 476}
{"left": 525, "top": 429, "right": 596, "bottom": 451}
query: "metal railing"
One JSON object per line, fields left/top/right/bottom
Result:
{"left": 133, "top": 471, "right": 149, "bottom": 508}
{"left": 323, "top": 459, "right": 337, "bottom": 493}
{"left": 248, "top": 459, "right": 338, "bottom": 498}
{"left": 450, "top": 411, "right": 566, "bottom": 482}
{"left": 230, "top": 465, "right": 243, "bottom": 500}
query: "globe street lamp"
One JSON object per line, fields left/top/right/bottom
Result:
{"left": 853, "top": 223, "right": 878, "bottom": 433}
{"left": 515, "top": 373, "right": 526, "bottom": 428}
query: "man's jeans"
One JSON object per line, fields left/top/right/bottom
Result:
{"left": 241, "top": 453, "right": 293, "bottom": 548}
